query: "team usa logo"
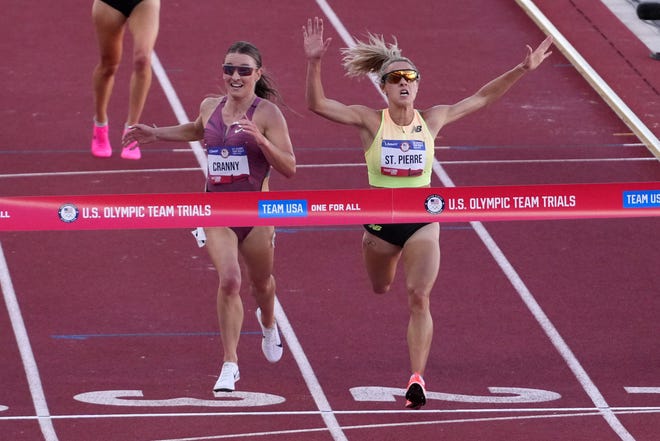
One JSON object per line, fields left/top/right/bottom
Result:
{"left": 424, "top": 194, "right": 445, "bottom": 214}
{"left": 58, "top": 203, "right": 80, "bottom": 223}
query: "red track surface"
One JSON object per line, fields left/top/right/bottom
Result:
{"left": 1, "top": 1, "right": 659, "bottom": 440}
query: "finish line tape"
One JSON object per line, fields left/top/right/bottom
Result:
{"left": 1, "top": 182, "right": 659, "bottom": 231}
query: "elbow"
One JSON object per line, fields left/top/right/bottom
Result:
{"left": 282, "top": 167, "right": 296, "bottom": 180}
{"left": 282, "top": 157, "right": 297, "bottom": 179}
{"left": 307, "top": 104, "right": 329, "bottom": 120}
{"left": 305, "top": 94, "right": 324, "bottom": 113}
{"left": 285, "top": 161, "right": 297, "bottom": 179}
{"left": 306, "top": 99, "right": 319, "bottom": 113}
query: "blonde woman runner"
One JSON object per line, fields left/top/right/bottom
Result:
{"left": 303, "top": 17, "right": 552, "bottom": 409}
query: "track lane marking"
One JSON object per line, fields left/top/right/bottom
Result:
{"left": 436, "top": 161, "right": 637, "bottom": 441}
{"left": 0, "top": 243, "right": 59, "bottom": 440}
{"left": 1, "top": 405, "right": 658, "bottom": 420}
{"left": 150, "top": 52, "right": 207, "bottom": 174}
{"left": 0, "top": 156, "right": 655, "bottom": 179}
{"left": 126, "top": 407, "right": 660, "bottom": 441}
{"left": 272, "top": 298, "right": 348, "bottom": 441}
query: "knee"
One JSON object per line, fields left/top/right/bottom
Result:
{"left": 218, "top": 272, "right": 241, "bottom": 297}
{"left": 251, "top": 274, "right": 275, "bottom": 295}
{"left": 407, "top": 286, "right": 430, "bottom": 312}
{"left": 132, "top": 51, "right": 152, "bottom": 74}
{"left": 97, "top": 60, "right": 120, "bottom": 78}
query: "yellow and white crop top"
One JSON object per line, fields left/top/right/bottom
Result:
{"left": 365, "top": 109, "right": 435, "bottom": 188}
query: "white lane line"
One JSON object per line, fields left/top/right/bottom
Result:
{"left": 321, "top": 3, "right": 637, "bottom": 441}
{"left": 0, "top": 45, "right": 203, "bottom": 441}
{"left": 435, "top": 160, "right": 636, "bottom": 441}
{"left": 0, "top": 242, "right": 59, "bottom": 440}
{"left": 124, "top": 407, "right": 660, "bottom": 441}
{"left": 273, "top": 298, "right": 348, "bottom": 441}
{"left": 0, "top": 156, "right": 655, "bottom": 180}
{"left": 468, "top": 219, "right": 635, "bottom": 441}
{"left": 150, "top": 52, "right": 207, "bottom": 175}
{"left": 435, "top": 161, "right": 637, "bottom": 441}
{"left": 0, "top": 168, "right": 201, "bottom": 179}
{"left": 1, "top": 406, "right": 658, "bottom": 420}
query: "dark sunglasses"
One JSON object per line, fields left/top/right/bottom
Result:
{"left": 381, "top": 69, "right": 420, "bottom": 84}
{"left": 222, "top": 64, "right": 256, "bottom": 76}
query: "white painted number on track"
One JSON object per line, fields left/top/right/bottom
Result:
{"left": 0, "top": 405, "right": 8, "bottom": 412}
{"left": 70, "top": 386, "right": 659, "bottom": 409}
{"left": 350, "top": 386, "right": 561, "bottom": 403}
{"left": 74, "top": 390, "right": 285, "bottom": 407}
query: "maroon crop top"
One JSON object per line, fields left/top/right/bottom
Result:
{"left": 203, "top": 96, "right": 271, "bottom": 192}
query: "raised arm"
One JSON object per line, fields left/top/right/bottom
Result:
{"left": 422, "top": 35, "right": 553, "bottom": 131}
{"left": 303, "top": 17, "right": 373, "bottom": 127}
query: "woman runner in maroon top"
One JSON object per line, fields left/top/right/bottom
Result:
{"left": 123, "top": 41, "right": 296, "bottom": 392}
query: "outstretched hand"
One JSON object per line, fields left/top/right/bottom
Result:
{"left": 122, "top": 123, "right": 157, "bottom": 147}
{"left": 303, "top": 17, "right": 332, "bottom": 60}
{"left": 521, "top": 35, "right": 554, "bottom": 71}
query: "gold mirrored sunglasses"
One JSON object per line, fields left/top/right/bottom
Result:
{"left": 381, "top": 69, "right": 420, "bottom": 84}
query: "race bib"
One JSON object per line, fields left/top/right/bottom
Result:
{"left": 207, "top": 146, "right": 250, "bottom": 184}
{"left": 380, "top": 139, "right": 426, "bottom": 177}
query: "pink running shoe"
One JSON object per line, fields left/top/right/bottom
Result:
{"left": 91, "top": 124, "right": 112, "bottom": 158}
{"left": 405, "top": 372, "right": 427, "bottom": 409}
{"left": 121, "top": 128, "right": 141, "bottom": 160}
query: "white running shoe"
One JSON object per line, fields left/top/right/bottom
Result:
{"left": 256, "top": 308, "right": 283, "bottom": 363}
{"left": 213, "top": 362, "right": 240, "bottom": 392}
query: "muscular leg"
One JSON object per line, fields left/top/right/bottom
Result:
{"left": 91, "top": 0, "right": 126, "bottom": 124}
{"left": 401, "top": 223, "right": 440, "bottom": 375}
{"left": 240, "top": 227, "right": 276, "bottom": 327}
{"left": 205, "top": 227, "right": 243, "bottom": 363}
{"left": 361, "top": 230, "right": 402, "bottom": 294}
{"left": 125, "top": 0, "right": 160, "bottom": 125}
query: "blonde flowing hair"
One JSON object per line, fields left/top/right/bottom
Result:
{"left": 341, "top": 33, "right": 417, "bottom": 83}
